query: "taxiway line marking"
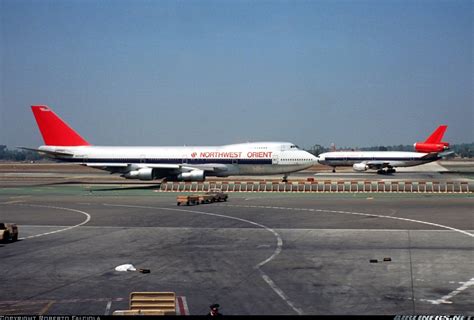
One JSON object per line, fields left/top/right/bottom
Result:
{"left": 12, "top": 204, "right": 91, "bottom": 240}
{"left": 219, "top": 203, "right": 474, "bottom": 306}
{"left": 39, "top": 301, "right": 54, "bottom": 315}
{"left": 221, "top": 204, "right": 474, "bottom": 238}
{"left": 2, "top": 200, "right": 25, "bottom": 204}
{"left": 103, "top": 203, "right": 303, "bottom": 315}
{"left": 422, "top": 277, "right": 474, "bottom": 305}
{"left": 105, "top": 300, "right": 112, "bottom": 315}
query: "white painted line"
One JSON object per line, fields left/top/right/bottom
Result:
{"left": 422, "top": 277, "right": 474, "bottom": 305}
{"left": 259, "top": 271, "right": 303, "bottom": 315}
{"left": 218, "top": 203, "right": 474, "bottom": 306}
{"left": 104, "top": 300, "right": 112, "bottom": 315}
{"left": 10, "top": 204, "right": 91, "bottom": 240}
{"left": 103, "top": 203, "right": 303, "bottom": 315}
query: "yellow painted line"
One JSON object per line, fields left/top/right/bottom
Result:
{"left": 0, "top": 308, "right": 24, "bottom": 312}
{"left": 2, "top": 200, "right": 25, "bottom": 204}
{"left": 39, "top": 301, "right": 55, "bottom": 315}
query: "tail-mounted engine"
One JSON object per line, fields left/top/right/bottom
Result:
{"left": 413, "top": 142, "right": 449, "bottom": 153}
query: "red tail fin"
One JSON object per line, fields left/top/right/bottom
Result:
{"left": 424, "top": 125, "right": 447, "bottom": 143}
{"left": 414, "top": 125, "right": 449, "bottom": 153}
{"left": 31, "top": 105, "right": 90, "bottom": 146}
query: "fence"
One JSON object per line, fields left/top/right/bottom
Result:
{"left": 157, "top": 180, "right": 472, "bottom": 193}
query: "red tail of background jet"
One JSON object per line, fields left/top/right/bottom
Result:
{"left": 413, "top": 125, "right": 449, "bottom": 153}
{"left": 31, "top": 105, "right": 90, "bottom": 146}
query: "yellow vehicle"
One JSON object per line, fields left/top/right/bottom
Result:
{"left": 0, "top": 223, "right": 18, "bottom": 243}
{"left": 176, "top": 195, "right": 200, "bottom": 206}
{"left": 195, "top": 194, "right": 214, "bottom": 204}
{"left": 176, "top": 190, "right": 228, "bottom": 206}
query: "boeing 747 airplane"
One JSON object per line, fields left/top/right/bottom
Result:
{"left": 23, "top": 105, "right": 317, "bottom": 181}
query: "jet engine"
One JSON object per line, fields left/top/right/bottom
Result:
{"left": 413, "top": 142, "right": 449, "bottom": 153}
{"left": 352, "top": 163, "right": 368, "bottom": 172}
{"left": 177, "top": 170, "right": 205, "bottom": 181}
{"left": 122, "top": 168, "right": 154, "bottom": 180}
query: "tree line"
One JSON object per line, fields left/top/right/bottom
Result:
{"left": 0, "top": 145, "right": 43, "bottom": 161}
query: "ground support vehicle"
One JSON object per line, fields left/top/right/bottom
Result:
{"left": 206, "top": 190, "right": 228, "bottom": 202}
{"left": 176, "top": 195, "right": 200, "bottom": 206}
{"left": 0, "top": 223, "right": 18, "bottom": 243}
{"left": 195, "top": 194, "right": 214, "bottom": 204}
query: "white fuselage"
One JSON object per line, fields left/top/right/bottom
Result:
{"left": 39, "top": 142, "right": 317, "bottom": 177}
{"left": 318, "top": 151, "right": 440, "bottom": 169}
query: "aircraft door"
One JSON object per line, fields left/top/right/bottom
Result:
{"left": 272, "top": 154, "right": 279, "bottom": 165}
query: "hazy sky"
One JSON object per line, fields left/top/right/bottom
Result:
{"left": 1, "top": 0, "right": 472, "bottom": 149}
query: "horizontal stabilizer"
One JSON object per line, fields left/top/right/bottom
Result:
{"left": 17, "top": 147, "right": 74, "bottom": 157}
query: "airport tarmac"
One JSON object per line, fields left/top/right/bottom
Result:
{"left": 0, "top": 182, "right": 473, "bottom": 315}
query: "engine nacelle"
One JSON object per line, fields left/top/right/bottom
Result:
{"left": 176, "top": 170, "right": 205, "bottom": 181}
{"left": 123, "top": 168, "right": 154, "bottom": 180}
{"left": 414, "top": 142, "right": 449, "bottom": 153}
{"left": 353, "top": 163, "right": 368, "bottom": 172}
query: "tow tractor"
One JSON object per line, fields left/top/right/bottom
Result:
{"left": 176, "top": 190, "right": 228, "bottom": 206}
{"left": 0, "top": 223, "right": 18, "bottom": 243}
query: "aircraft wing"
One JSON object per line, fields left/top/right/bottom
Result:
{"left": 85, "top": 162, "right": 229, "bottom": 173}
{"left": 84, "top": 163, "right": 129, "bottom": 168}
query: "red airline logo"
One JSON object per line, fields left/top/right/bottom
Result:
{"left": 192, "top": 151, "right": 273, "bottom": 158}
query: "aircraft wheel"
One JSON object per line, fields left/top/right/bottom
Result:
{"left": 2, "top": 231, "right": 10, "bottom": 243}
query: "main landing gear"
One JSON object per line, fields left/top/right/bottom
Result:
{"left": 377, "top": 168, "right": 396, "bottom": 174}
